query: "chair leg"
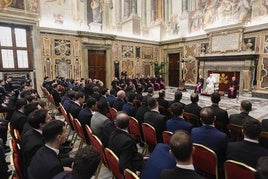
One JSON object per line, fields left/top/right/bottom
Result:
{"left": 95, "top": 162, "right": 103, "bottom": 179}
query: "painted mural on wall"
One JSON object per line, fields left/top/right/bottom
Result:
{"left": 190, "top": 0, "right": 268, "bottom": 33}
{"left": 40, "top": 0, "right": 84, "bottom": 27}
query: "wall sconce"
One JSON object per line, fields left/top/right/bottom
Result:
{"left": 0, "top": 0, "right": 13, "bottom": 9}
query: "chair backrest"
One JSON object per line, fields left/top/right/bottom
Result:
{"left": 91, "top": 135, "right": 108, "bottom": 167}
{"left": 68, "top": 113, "right": 76, "bottom": 131}
{"left": 227, "top": 123, "right": 243, "bottom": 141}
{"left": 85, "top": 125, "right": 94, "bottom": 145}
{"left": 183, "top": 112, "right": 201, "bottom": 127}
{"left": 225, "top": 160, "right": 256, "bottom": 179}
{"left": 162, "top": 131, "right": 173, "bottom": 145}
{"left": 14, "top": 129, "right": 22, "bottom": 144}
{"left": 8, "top": 122, "right": 16, "bottom": 141}
{"left": 104, "top": 148, "right": 123, "bottom": 179}
{"left": 259, "top": 131, "right": 268, "bottom": 149}
{"left": 128, "top": 117, "right": 141, "bottom": 141}
{"left": 59, "top": 103, "right": 68, "bottom": 121}
{"left": 106, "top": 107, "right": 117, "bottom": 120}
{"left": 11, "top": 151, "right": 24, "bottom": 179}
{"left": 141, "top": 123, "right": 157, "bottom": 146}
{"left": 10, "top": 139, "right": 20, "bottom": 155}
{"left": 192, "top": 143, "right": 218, "bottom": 179}
{"left": 40, "top": 85, "right": 49, "bottom": 96}
{"left": 124, "top": 168, "right": 140, "bottom": 179}
{"left": 73, "top": 118, "right": 86, "bottom": 140}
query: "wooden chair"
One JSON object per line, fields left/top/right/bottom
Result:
{"left": 68, "top": 114, "right": 78, "bottom": 146}
{"left": 106, "top": 107, "right": 117, "bottom": 121}
{"left": 192, "top": 143, "right": 218, "bottom": 179}
{"left": 14, "top": 129, "right": 22, "bottom": 144}
{"left": 162, "top": 131, "right": 173, "bottom": 145}
{"left": 141, "top": 123, "right": 157, "bottom": 154}
{"left": 124, "top": 168, "right": 140, "bottom": 179}
{"left": 183, "top": 112, "right": 201, "bottom": 127}
{"left": 227, "top": 123, "right": 243, "bottom": 141}
{"left": 104, "top": 148, "right": 123, "bottom": 179}
{"left": 73, "top": 118, "right": 86, "bottom": 149}
{"left": 128, "top": 117, "right": 143, "bottom": 143}
{"left": 10, "top": 151, "right": 24, "bottom": 179}
{"left": 225, "top": 160, "right": 256, "bottom": 179}
{"left": 90, "top": 135, "right": 108, "bottom": 178}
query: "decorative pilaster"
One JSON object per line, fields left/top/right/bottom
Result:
{"left": 102, "top": 0, "right": 110, "bottom": 31}
{"left": 115, "top": 0, "right": 122, "bottom": 31}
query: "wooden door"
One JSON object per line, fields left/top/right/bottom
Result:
{"left": 88, "top": 50, "right": 106, "bottom": 85}
{"left": 168, "top": 53, "right": 180, "bottom": 87}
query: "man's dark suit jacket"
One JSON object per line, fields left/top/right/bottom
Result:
{"left": 166, "top": 116, "right": 192, "bottom": 133}
{"left": 160, "top": 167, "right": 203, "bottom": 179}
{"left": 67, "top": 101, "right": 82, "bottom": 119}
{"left": 135, "top": 105, "right": 150, "bottom": 126}
{"left": 141, "top": 143, "right": 176, "bottom": 179}
{"left": 122, "top": 102, "right": 137, "bottom": 117}
{"left": 112, "top": 98, "right": 126, "bottom": 111}
{"left": 191, "top": 125, "right": 228, "bottom": 167}
{"left": 10, "top": 110, "right": 27, "bottom": 134}
{"left": 157, "top": 97, "right": 169, "bottom": 109}
{"left": 51, "top": 88, "right": 61, "bottom": 106}
{"left": 28, "top": 146, "right": 63, "bottom": 179}
{"left": 78, "top": 107, "right": 93, "bottom": 129}
{"left": 108, "top": 128, "right": 143, "bottom": 173}
{"left": 144, "top": 110, "right": 166, "bottom": 142}
{"left": 262, "top": 119, "right": 268, "bottom": 132}
{"left": 22, "top": 128, "right": 45, "bottom": 168}
{"left": 184, "top": 103, "right": 202, "bottom": 117}
{"left": 209, "top": 104, "right": 229, "bottom": 133}
{"left": 229, "top": 112, "right": 254, "bottom": 126}
{"left": 227, "top": 140, "right": 268, "bottom": 168}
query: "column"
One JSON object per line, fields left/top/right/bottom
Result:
{"left": 141, "top": 0, "right": 147, "bottom": 27}
{"left": 131, "top": 0, "right": 137, "bottom": 15}
{"left": 164, "top": 0, "right": 169, "bottom": 24}
{"left": 124, "top": 0, "right": 131, "bottom": 19}
{"left": 102, "top": 0, "right": 110, "bottom": 31}
{"left": 115, "top": 0, "right": 122, "bottom": 24}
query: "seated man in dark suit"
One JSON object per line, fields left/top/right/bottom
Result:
{"left": 227, "top": 118, "right": 268, "bottom": 168}
{"left": 169, "top": 91, "right": 185, "bottom": 108}
{"left": 191, "top": 107, "right": 228, "bottom": 169}
{"left": 230, "top": 100, "right": 254, "bottom": 126}
{"left": 21, "top": 109, "right": 52, "bottom": 172}
{"left": 141, "top": 143, "right": 176, "bottom": 179}
{"left": 50, "top": 83, "right": 62, "bottom": 107}
{"left": 208, "top": 92, "right": 229, "bottom": 133}
{"left": 112, "top": 90, "right": 126, "bottom": 111}
{"left": 144, "top": 97, "right": 166, "bottom": 143}
{"left": 78, "top": 97, "right": 96, "bottom": 129}
{"left": 108, "top": 112, "right": 144, "bottom": 174}
{"left": 262, "top": 119, "right": 268, "bottom": 132}
{"left": 122, "top": 93, "right": 137, "bottom": 117}
{"left": 160, "top": 130, "right": 203, "bottom": 179}
{"left": 52, "top": 145, "right": 100, "bottom": 179}
{"left": 166, "top": 102, "right": 192, "bottom": 133}
{"left": 10, "top": 98, "right": 28, "bottom": 134}
{"left": 28, "top": 120, "right": 72, "bottom": 179}
{"left": 67, "top": 91, "right": 85, "bottom": 119}
{"left": 256, "top": 156, "right": 268, "bottom": 179}
{"left": 184, "top": 93, "right": 202, "bottom": 118}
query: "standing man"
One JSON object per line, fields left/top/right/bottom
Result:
{"left": 228, "top": 76, "right": 239, "bottom": 98}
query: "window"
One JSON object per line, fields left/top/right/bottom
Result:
{"left": 0, "top": 24, "right": 33, "bottom": 70}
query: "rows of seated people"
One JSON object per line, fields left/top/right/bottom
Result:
{"left": 42, "top": 76, "right": 268, "bottom": 178}
{"left": 2, "top": 74, "right": 268, "bottom": 178}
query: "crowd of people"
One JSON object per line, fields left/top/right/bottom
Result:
{"left": 0, "top": 74, "right": 268, "bottom": 179}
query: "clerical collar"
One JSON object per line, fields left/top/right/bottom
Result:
{"left": 45, "top": 144, "right": 59, "bottom": 155}
{"left": 244, "top": 137, "right": 259, "bottom": 144}
{"left": 151, "top": 109, "right": 159, "bottom": 113}
{"left": 176, "top": 164, "right": 195, "bottom": 170}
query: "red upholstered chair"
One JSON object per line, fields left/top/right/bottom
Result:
{"left": 106, "top": 107, "right": 117, "bottom": 121}
{"left": 10, "top": 152, "right": 24, "bottom": 179}
{"left": 85, "top": 125, "right": 94, "bottom": 145}
{"left": 124, "top": 168, "right": 140, "bottom": 179}
{"left": 227, "top": 123, "right": 243, "bottom": 141}
{"left": 40, "top": 85, "right": 49, "bottom": 97}
{"left": 8, "top": 123, "right": 16, "bottom": 141}
{"left": 192, "top": 143, "right": 218, "bottom": 179}
{"left": 68, "top": 114, "right": 78, "bottom": 145}
{"left": 225, "top": 160, "right": 256, "bottom": 179}
{"left": 183, "top": 112, "right": 201, "bottom": 127}
{"left": 90, "top": 135, "right": 108, "bottom": 177}
{"left": 104, "top": 148, "right": 123, "bottom": 179}
{"left": 141, "top": 123, "right": 157, "bottom": 154}
{"left": 162, "top": 131, "right": 173, "bottom": 145}
{"left": 128, "top": 117, "right": 143, "bottom": 143}
{"left": 73, "top": 118, "right": 86, "bottom": 149}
